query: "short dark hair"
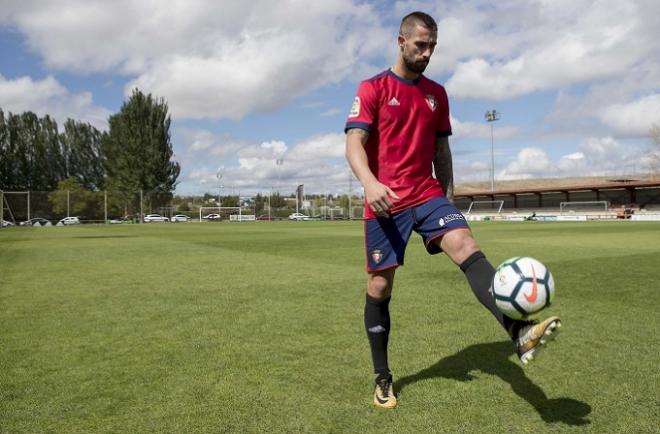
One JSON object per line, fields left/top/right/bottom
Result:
{"left": 400, "top": 11, "right": 437, "bottom": 36}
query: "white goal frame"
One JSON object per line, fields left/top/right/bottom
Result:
{"left": 559, "top": 200, "right": 609, "bottom": 214}
{"left": 199, "top": 206, "right": 242, "bottom": 222}
{"left": 1, "top": 190, "right": 30, "bottom": 226}
{"left": 466, "top": 200, "right": 504, "bottom": 215}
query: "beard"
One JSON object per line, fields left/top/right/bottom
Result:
{"left": 403, "top": 54, "right": 429, "bottom": 74}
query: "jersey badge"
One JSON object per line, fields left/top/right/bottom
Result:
{"left": 387, "top": 97, "right": 400, "bottom": 106}
{"left": 371, "top": 249, "right": 383, "bottom": 264}
{"left": 349, "top": 97, "right": 361, "bottom": 118}
{"left": 425, "top": 94, "right": 437, "bottom": 111}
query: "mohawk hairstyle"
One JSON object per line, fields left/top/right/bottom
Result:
{"left": 399, "top": 11, "right": 438, "bottom": 36}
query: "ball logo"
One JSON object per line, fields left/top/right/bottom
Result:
{"left": 372, "top": 249, "right": 383, "bottom": 264}
{"left": 523, "top": 265, "right": 539, "bottom": 303}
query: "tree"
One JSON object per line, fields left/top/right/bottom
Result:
{"left": 61, "top": 119, "right": 104, "bottom": 190}
{"left": 48, "top": 177, "right": 102, "bottom": 219}
{"left": 269, "top": 192, "right": 286, "bottom": 208}
{"left": 0, "top": 109, "right": 9, "bottom": 189}
{"left": 103, "top": 89, "right": 180, "bottom": 209}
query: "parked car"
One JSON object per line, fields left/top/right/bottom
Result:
{"left": 1, "top": 219, "right": 15, "bottom": 227}
{"left": 58, "top": 216, "right": 81, "bottom": 225}
{"left": 170, "top": 214, "right": 191, "bottom": 222}
{"left": 256, "top": 214, "right": 273, "bottom": 221}
{"left": 202, "top": 213, "right": 221, "bottom": 220}
{"left": 143, "top": 214, "right": 169, "bottom": 222}
{"left": 20, "top": 217, "right": 51, "bottom": 226}
{"left": 288, "top": 212, "right": 310, "bottom": 221}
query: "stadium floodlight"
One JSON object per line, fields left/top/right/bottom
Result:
{"left": 485, "top": 109, "right": 500, "bottom": 192}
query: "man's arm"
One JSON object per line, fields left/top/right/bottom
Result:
{"left": 433, "top": 136, "right": 454, "bottom": 202}
{"left": 345, "top": 128, "right": 400, "bottom": 216}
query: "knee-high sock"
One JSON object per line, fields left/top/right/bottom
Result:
{"left": 460, "top": 251, "right": 517, "bottom": 337}
{"left": 364, "top": 294, "right": 391, "bottom": 375}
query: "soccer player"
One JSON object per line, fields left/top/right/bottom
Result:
{"left": 344, "top": 11, "right": 561, "bottom": 409}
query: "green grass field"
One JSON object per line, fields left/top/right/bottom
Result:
{"left": 1, "top": 221, "right": 659, "bottom": 433}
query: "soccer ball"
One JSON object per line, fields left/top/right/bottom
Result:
{"left": 492, "top": 257, "right": 555, "bottom": 320}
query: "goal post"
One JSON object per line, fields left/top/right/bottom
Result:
{"left": 466, "top": 200, "right": 504, "bottom": 215}
{"left": 199, "top": 206, "right": 254, "bottom": 222}
{"left": 559, "top": 201, "right": 609, "bottom": 214}
{"left": 1, "top": 191, "right": 30, "bottom": 225}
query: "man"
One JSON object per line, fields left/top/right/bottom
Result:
{"left": 344, "top": 11, "right": 561, "bottom": 409}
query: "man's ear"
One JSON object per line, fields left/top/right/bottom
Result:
{"left": 398, "top": 34, "right": 405, "bottom": 51}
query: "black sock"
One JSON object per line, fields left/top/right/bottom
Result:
{"left": 460, "top": 251, "right": 517, "bottom": 337}
{"left": 364, "top": 294, "right": 391, "bottom": 375}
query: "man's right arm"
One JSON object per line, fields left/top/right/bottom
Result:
{"left": 345, "top": 128, "right": 399, "bottom": 216}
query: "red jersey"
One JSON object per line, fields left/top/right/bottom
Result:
{"left": 345, "top": 69, "right": 452, "bottom": 219}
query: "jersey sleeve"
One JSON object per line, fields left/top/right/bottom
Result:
{"left": 344, "top": 80, "right": 378, "bottom": 133}
{"left": 436, "top": 86, "right": 452, "bottom": 138}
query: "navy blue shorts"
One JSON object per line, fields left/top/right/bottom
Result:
{"left": 364, "top": 197, "right": 469, "bottom": 272}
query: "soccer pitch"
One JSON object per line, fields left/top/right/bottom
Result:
{"left": 1, "top": 221, "right": 658, "bottom": 433}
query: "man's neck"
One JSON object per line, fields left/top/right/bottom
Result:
{"left": 391, "top": 62, "right": 420, "bottom": 81}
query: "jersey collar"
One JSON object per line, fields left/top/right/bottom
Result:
{"left": 387, "top": 68, "right": 421, "bottom": 85}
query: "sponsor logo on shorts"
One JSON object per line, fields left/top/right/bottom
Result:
{"left": 439, "top": 213, "right": 464, "bottom": 227}
{"left": 349, "top": 96, "right": 360, "bottom": 117}
{"left": 371, "top": 249, "right": 383, "bottom": 264}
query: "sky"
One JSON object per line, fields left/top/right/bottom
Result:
{"left": 1, "top": 0, "right": 659, "bottom": 197}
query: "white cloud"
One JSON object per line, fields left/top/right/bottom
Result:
{"left": 442, "top": 1, "right": 658, "bottom": 100}
{"left": 450, "top": 116, "right": 518, "bottom": 141}
{"left": 599, "top": 94, "right": 660, "bottom": 136}
{"left": 175, "top": 130, "right": 350, "bottom": 194}
{"left": 501, "top": 147, "right": 555, "bottom": 178}
{"left": 1, "top": 0, "right": 391, "bottom": 120}
{"left": 0, "top": 74, "right": 110, "bottom": 129}
{"left": 499, "top": 136, "right": 644, "bottom": 179}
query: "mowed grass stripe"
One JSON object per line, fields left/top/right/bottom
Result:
{"left": 1, "top": 221, "right": 659, "bottom": 433}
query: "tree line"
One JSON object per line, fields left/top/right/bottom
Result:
{"left": 0, "top": 89, "right": 180, "bottom": 214}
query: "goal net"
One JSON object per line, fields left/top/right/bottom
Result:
{"left": 559, "top": 201, "right": 609, "bottom": 214}
{"left": 1, "top": 190, "right": 29, "bottom": 226}
{"left": 466, "top": 200, "right": 504, "bottom": 215}
{"left": 199, "top": 206, "right": 254, "bottom": 222}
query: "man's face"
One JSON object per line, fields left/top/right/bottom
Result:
{"left": 399, "top": 25, "right": 437, "bottom": 74}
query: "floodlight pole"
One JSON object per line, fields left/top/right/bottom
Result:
{"left": 276, "top": 158, "right": 283, "bottom": 194}
{"left": 217, "top": 166, "right": 224, "bottom": 208}
{"left": 485, "top": 110, "right": 500, "bottom": 192}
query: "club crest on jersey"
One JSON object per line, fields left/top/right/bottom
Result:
{"left": 425, "top": 94, "right": 437, "bottom": 111}
{"left": 372, "top": 249, "right": 383, "bottom": 264}
{"left": 349, "top": 96, "right": 361, "bottom": 118}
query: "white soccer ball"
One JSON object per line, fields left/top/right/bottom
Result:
{"left": 492, "top": 256, "right": 555, "bottom": 320}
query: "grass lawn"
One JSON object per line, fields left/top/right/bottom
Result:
{"left": 1, "top": 221, "right": 659, "bottom": 433}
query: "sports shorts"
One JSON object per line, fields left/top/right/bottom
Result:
{"left": 364, "top": 196, "right": 469, "bottom": 272}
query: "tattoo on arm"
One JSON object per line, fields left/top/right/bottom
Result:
{"left": 346, "top": 128, "right": 369, "bottom": 145}
{"left": 434, "top": 137, "right": 454, "bottom": 201}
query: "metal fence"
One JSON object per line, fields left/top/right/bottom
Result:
{"left": 0, "top": 189, "right": 365, "bottom": 225}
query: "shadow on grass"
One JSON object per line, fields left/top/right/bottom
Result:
{"left": 395, "top": 341, "right": 591, "bottom": 426}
